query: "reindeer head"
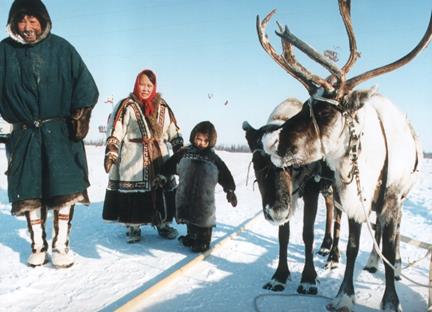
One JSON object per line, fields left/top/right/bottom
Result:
{"left": 243, "top": 98, "right": 308, "bottom": 225}
{"left": 257, "top": 1, "right": 432, "bottom": 167}
{"left": 243, "top": 121, "right": 296, "bottom": 225}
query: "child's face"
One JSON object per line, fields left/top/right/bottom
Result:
{"left": 194, "top": 133, "right": 209, "bottom": 149}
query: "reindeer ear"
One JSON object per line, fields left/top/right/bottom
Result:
{"left": 242, "top": 122, "right": 261, "bottom": 151}
{"left": 242, "top": 121, "right": 254, "bottom": 131}
{"left": 343, "top": 86, "right": 378, "bottom": 113}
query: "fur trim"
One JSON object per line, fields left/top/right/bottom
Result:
{"left": 189, "top": 121, "right": 217, "bottom": 148}
{"left": 11, "top": 191, "right": 90, "bottom": 216}
{"left": 45, "top": 191, "right": 90, "bottom": 210}
{"left": 143, "top": 93, "right": 164, "bottom": 140}
{"left": 12, "top": 199, "right": 42, "bottom": 216}
{"left": 6, "top": 0, "right": 51, "bottom": 45}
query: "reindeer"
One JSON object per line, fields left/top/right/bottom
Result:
{"left": 242, "top": 98, "right": 342, "bottom": 294}
{"left": 256, "top": 1, "right": 429, "bottom": 311}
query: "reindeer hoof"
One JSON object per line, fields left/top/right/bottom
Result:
{"left": 363, "top": 266, "right": 377, "bottom": 273}
{"left": 381, "top": 300, "right": 402, "bottom": 312}
{"left": 263, "top": 279, "right": 285, "bottom": 292}
{"left": 318, "top": 248, "right": 331, "bottom": 256}
{"left": 297, "top": 283, "right": 318, "bottom": 295}
{"left": 324, "top": 260, "right": 339, "bottom": 270}
{"left": 326, "top": 303, "right": 351, "bottom": 311}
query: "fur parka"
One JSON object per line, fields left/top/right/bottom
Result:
{"left": 105, "top": 93, "right": 183, "bottom": 192}
{"left": 0, "top": 0, "right": 99, "bottom": 215}
{"left": 163, "top": 145, "right": 236, "bottom": 228}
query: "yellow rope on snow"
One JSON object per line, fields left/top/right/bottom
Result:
{"left": 115, "top": 210, "right": 263, "bottom": 312}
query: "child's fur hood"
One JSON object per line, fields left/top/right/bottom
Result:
{"left": 189, "top": 121, "right": 217, "bottom": 148}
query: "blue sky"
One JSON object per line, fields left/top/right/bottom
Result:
{"left": 1, "top": 0, "right": 431, "bottom": 151}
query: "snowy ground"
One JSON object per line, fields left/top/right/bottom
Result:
{"left": 0, "top": 146, "right": 431, "bottom": 312}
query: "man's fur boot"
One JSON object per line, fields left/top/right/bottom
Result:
{"left": 25, "top": 208, "right": 48, "bottom": 267}
{"left": 51, "top": 205, "right": 74, "bottom": 268}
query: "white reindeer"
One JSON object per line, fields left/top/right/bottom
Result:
{"left": 256, "top": 1, "right": 429, "bottom": 311}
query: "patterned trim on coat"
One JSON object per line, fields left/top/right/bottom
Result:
{"left": 130, "top": 102, "right": 151, "bottom": 189}
{"left": 107, "top": 180, "right": 150, "bottom": 191}
{"left": 183, "top": 151, "right": 216, "bottom": 163}
{"left": 158, "top": 102, "right": 165, "bottom": 127}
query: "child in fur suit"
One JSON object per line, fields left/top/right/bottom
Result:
{"left": 160, "top": 121, "right": 237, "bottom": 252}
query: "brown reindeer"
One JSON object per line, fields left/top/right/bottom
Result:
{"left": 256, "top": 1, "right": 428, "bottom": 311}
{"left": 243, "top": 98, "right": 342, "bottom": 293}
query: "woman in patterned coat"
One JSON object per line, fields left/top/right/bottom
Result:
{"left": 102, "top": 69, "right": 183, "bottom": 243}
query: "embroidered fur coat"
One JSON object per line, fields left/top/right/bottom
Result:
{"left": 102, "top": 94, "right": 183, "bottom": 225}
{"left": 106, "top": 93, "right": 183, "bottom": 192}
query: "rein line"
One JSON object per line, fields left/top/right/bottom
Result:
{"left": 308, "top": 97, "right": 327, "bottom": 160}
{"left": 246, "top": 149, "right": 271, "bottom": 188}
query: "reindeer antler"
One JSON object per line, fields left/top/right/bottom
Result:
{"left": 257, "top": 10, "right": 334, "bottom": 95}
{"left": 339, "top": 0, "right": 359, "bottom": 74}
{"left": 275, "top": 24, "right": 343, "bottom": 82}
{"left": 257, "top": 1, "right": 432, "bottom": 100}
{"left": 345, "top": 11, "right": 432, "bottom": 91}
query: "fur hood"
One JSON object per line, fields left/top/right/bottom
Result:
{"left": 189, "top": 121, "right": 217, "bottom": 148}
{"left": 6, "top": 0, "right": 52, "bottom": 45}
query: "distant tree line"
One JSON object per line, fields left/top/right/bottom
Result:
{"left": 85, "top": 138, "right": 104, "bottom": 146}
{"left": 215, "top": 144, "right": 250, "bottom": 153}
{"left": 83, "top": 139, "right": 431, "bottom": 158}
{"left": 84, "top": 139, "right": 251, "bottom": 153}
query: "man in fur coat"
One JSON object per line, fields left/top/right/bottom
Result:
{"left": 0, "top": 0, "right": 99, "bottom": 268}
{"left": 161, "top": 121, "right": 237, "bottom": 252}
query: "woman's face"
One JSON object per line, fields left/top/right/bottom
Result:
{"left": 194, "top": 133, "right": 209, "bottom": 149}
{"left": 17, "top": 15, "right": 42, "bottom": 43}
{"left": 137, "top": 74, "right": 154, "bottom": 100}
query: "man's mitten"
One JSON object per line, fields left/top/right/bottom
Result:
{"left": 226, "top": 190, "right": 237, "bottom": 207}
{"left": 70, "top": 107, "right": 92, "bottom": 141}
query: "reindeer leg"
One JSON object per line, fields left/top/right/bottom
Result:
{"left": 318, "top": 193, "right": 334, "bottom": 256}
{"left": 297, "top": 182, "right": 319, "bottom": 295}
{"left": 380, "top": 217, "right": 401, "bottom": 311}
{"left": 263, "top": 222, "right": 290, "bottom": 291}
{"left": 394, "top": 219, "right": 401, "bottom": 281}
{"left": 325, "top": 207, "right": 341, "bottom": 269}
{"left": 364, "top": 216, "right": 382, "bottom": 273}
{"left": 327, "top": 218, "right": 361, "bottom": 312}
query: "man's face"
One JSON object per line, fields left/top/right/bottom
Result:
{"left": 17, "top": 15, "right": 42, "bottom": 43}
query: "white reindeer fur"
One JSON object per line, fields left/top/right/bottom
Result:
{"left": 262, "top": 98, "right": 303, "bottom": 169}
{"left": 331, "top": 93, "right": 420, "bottom": 223}
{"left": 267, "top": 98, "right": 302, "bottom": 124}
{"left": 264, "top": 89, "right": 421, "bottom": 224}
